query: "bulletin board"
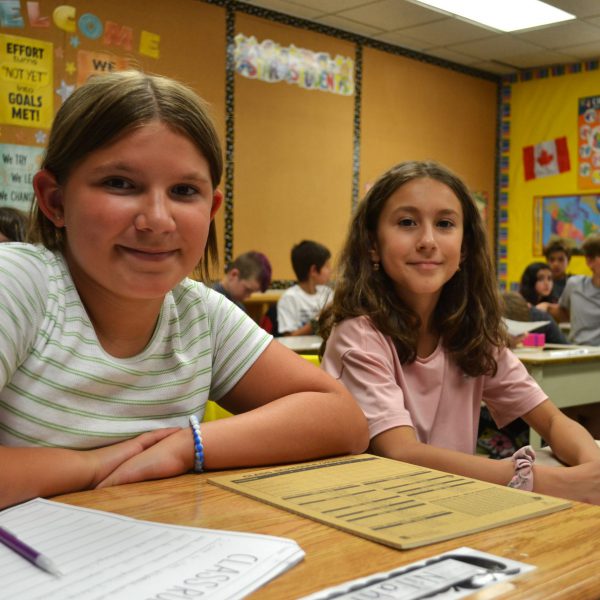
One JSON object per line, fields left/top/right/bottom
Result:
{"left": 533, "top": 192, "right": 600, "bottom": 255}
{"left": 0, "top": 0, "right": 226, "bottom": 215}
{"left": 233, "top": 12, "right": 355, "bottom": 281}
{"left": 359, "top": 46, "right": 498, "bottom": 238}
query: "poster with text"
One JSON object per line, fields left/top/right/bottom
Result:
{"left": 578, "top": 95, "right": 600, "bottom": 189}
{"left": 0, "top": 143, "right": 44, "bottom": 210}
{"left": 0, "top": 33, "right": 53, "bottom": 129}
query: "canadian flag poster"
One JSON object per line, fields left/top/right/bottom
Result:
{"left": 523, "top": 137, "right": 570, "bottom": 180}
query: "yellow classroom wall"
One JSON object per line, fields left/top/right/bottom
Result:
{"left": 0, "top": 0, "right": 499, "bottom": 283}
{"left": 506, "top": 69, "right": 600, "bottom": 286}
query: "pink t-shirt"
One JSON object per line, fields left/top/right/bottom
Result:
{"left": 321, "top": 316, "right": 547, "bottom": 454}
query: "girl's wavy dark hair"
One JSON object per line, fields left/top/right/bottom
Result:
{"left": 319, "top": 160, "right": 506, "bottom": 377}
{"left": 519, "top": 262, "right": 555, "bottom": 304}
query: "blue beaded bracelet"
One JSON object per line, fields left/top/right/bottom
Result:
{"left": 189, "top": 415, "right": 205, "bottom": 473}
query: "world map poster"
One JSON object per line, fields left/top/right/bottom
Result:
{"left": 533, "top": 193, "right": 600, "bottom": 254}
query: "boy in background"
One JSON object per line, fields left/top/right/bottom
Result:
{"left": 213, "top": 251, "right": 272, "bottom": 311}
{"left": 543, "top": 237, "right": 572, "bottom": 299}
{"left": 557, "top": 232, "right": 600, "bottom": 345}
{"left": 278, "top": 240, "right": 332, "bottom": 336}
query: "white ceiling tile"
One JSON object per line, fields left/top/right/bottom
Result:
{"left": 371, "top": 30, "right": 433, "bottom": 50}
{"left": 424, "top": 46, "right": 480, "bottom": 65}
{"left": 506, "top": 49, "right": 581, "bottom": 68}
{"left": 338, "top": 0, "right": 443, "bottom": 31}
{"left": 398, "top": 17, "right": 497, "bottom": 46}
{"left": 543, "top": 0, "right": 600, "bottom": 18}
{"left": 515, "top": 20, "right": 600, "bottom": 48}
{"left": 580, "top": 14, "right": 600, "bottom": 27}
{"left": 560, "top": 39, "right": 600, "bottom": 59}
{"left": 241, "top": 0, "right": 323, "bottom": 19}
{"left": 315, "top": 14, "right": 384, "bottom": 36}
{"left": 289, "top": 0, "right": 373, "bottom": 12}
{"left": 450, "top": 36, "right": 544, "bottom": 61}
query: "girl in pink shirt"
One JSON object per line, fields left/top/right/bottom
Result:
{"left": 320, "top": 160, "right": 600, "bottom": 504}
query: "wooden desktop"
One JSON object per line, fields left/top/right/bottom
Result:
{"left": 53, "top": 467, "right": 600, "bottom": 599}
{"left": 243, "top": 290, "right": 283, "bottom": 324}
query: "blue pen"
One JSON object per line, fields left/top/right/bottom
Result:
{"left": 0, "top": 526, "right": 62, "bottom": 576}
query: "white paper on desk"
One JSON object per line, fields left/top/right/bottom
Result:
{"left": 0, "top": 498, "right": 304, "bottom": 600}
{"left": 503, "top": 318, "right": 549, "bottom": 337}
{"left": 300, "top": 547, "right": 535, "bottom": 600}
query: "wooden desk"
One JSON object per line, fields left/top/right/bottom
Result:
{"left": 243, "top": 290, "right": 283, "bottom": 324}
{"left": 53, "top": 470, "right": 600, "bottom": 599}
{"left": 275, "top": 334, "right": 323, "bottom": 354}
{"left": 514, "top": 345, "right": 600, "bottom": 449}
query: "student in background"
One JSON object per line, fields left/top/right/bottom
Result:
{"left": 278, "top": 240, "right": 333, "bottom": 336}
{"left": 213, "top": 251, "right": 272, "bottom": 310}
{"left": 543, "top": 237, "right": 572, "bottom": 299}
{"left": 556, "top": 232, "right": 600, "bottom": 346}
{"left": 519, "top": 261, "right": 557, "bottom": 308}
{"left": 478, "top": 291, "right": 567, "bottom": 459}
{"left": 320, "top": 160, "right": 600, "bottom": 504}
{"left": 0, "top": 206, "right": 29, "bottom": 242}
{"left": 0, "top": 71, "right": 368, "bottom": 510}
{"left": 501, "top": 291, "right": 567, "bottom": 345}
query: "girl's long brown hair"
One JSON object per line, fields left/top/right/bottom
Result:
{"left": 320, "top": 161, "right": 506, "bottom": 377}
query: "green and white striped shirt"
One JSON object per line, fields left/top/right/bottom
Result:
{"left": 0, "top": 244, "right": 271, "bottom": 449}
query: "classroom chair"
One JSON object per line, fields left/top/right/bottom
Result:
{"left": 202, "top": 355, "right": 319, "bottom": 423}
{"left": 300, "top": 354, "right": 321, "bottom": 366}
{"left": 202, "top": 400, "right": 233, "bottom": 422}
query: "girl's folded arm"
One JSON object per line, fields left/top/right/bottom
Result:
{"left": 205, "top": 340, "right": 370, "bottom": 468}
{"left": 0, "top": 428, "right": 178, "bottom": 509}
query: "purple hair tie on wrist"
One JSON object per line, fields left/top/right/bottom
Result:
{"left": 508, "top": 445, "right": 536, "bottom": 491}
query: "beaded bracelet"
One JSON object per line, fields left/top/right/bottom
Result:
{"left": 189, "top": 415, "right": 205, "bottom": 473}
{"left": 507, "top": 445, "right": 535, "bottom": 491}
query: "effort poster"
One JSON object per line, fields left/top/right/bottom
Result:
{"left": 0, "top": 33, "right": 53, "bottom": 129}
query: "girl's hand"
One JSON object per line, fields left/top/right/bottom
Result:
{"left": 507, "top": 333, "right": 525, "bottom": 349}
{"left": 88, "top": 428, "right": 181, "bottom": 488}
{"left": 95, "top": 428, "right": 194, "bottom": 488}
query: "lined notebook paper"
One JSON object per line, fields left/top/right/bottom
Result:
{"left": 0, "top": 498, "right": 304, "bottom": 599}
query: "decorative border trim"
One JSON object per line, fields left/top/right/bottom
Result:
{"left": 502, "top": 59, "right": 600, "bottom": 83}
{"left": 352, "top": 43, "right": 363, "bottom": 211}
{"left": 224, "top": 3, "right": 236, "bottom": 269}
{"left": 496, "top": 82, "right": 511, "bottom": 290}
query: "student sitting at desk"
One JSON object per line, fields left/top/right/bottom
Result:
{"left": 0, "top": 71, "right": 368, "bottom": 510}
{"left": 278, "top": 240, "right": 333, "bottom": 336}
{"left": 212, "top": 250, "right": 272, "bottom": 311}
{"left": 320, "top": 160, "right": 600, "bottom": 504}
{"left": 501, "top": 291, "right": 567, "bottom": 345}
{"left": 544, "top": 237, "right": 572, "bottom": 300}
{"left": 556, "top": 233, "right": 600, "bottom": 347}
